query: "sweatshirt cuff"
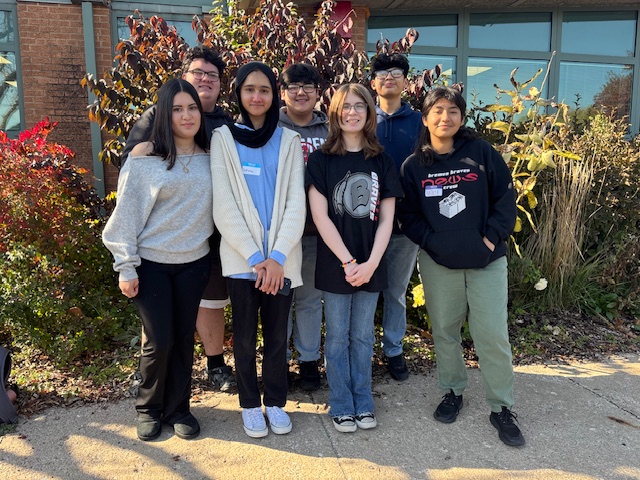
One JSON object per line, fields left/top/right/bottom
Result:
{"left": 118, "top": 270, "right": 138, "bottom": 283}
{"left": 270, "top": 250, "right": 286, "bottom": 266}
{"left": 484, "top": 228, "right": 501, "bottom": 247}
{"left": 248, "top": 251, "right": 264, "bottom": 267}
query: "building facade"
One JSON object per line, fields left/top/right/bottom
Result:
{"left": 1, "top": 0, "right": 638, "bottom": 193}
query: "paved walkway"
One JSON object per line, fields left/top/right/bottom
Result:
{"left": 1, "top": 354, "right": 639, "bottom": 479}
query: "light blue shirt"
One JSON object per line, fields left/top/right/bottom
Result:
{"left": 230, "top": 125, "right": 286, "bottom": 280}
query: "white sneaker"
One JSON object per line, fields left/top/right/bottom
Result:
{"left": 265, "top": 406, "right": 292, "bottom": 435}
{"left": 332, "top": 415, "right": 357, "bottom": 433}
{"left": 242, "top": 407, "right": 268, "bottom": 438}
{"left": 355, "top": 412, "right": 377, "bottom": 429}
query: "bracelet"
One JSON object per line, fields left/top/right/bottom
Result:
{"left": 341, "top": 258, "right": 357, "bottom": 268}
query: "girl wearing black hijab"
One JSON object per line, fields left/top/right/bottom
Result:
{"left": 210, "top": 62, "right": 306, "bottom": 438}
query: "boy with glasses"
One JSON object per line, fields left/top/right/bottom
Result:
{"left": 122, "top": 46, "right": 236, "bottom": 393}
{"left": 369, "top": 53, "right": 423, "bottom": 382}
{"left": 278, "top": 63, "right": 328, "bottom": 391}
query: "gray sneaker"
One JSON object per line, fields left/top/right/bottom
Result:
{"left": 207, "top": 365, "right": 237, "bottom": 392}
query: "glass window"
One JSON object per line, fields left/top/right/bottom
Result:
{"left": 562, "top": 12, "right": 636, "bottom": 57}
{"left": 0, "top": 7, "right": 19, "bottom": 133}
{"left": 469, "top": 13, "right": 551, "bottom": 52}
{"left": 368, "top": 15, "right": 457, "bottom": 48}
{"left": 559, "top": 61, "right": 633, "bottom": 119}
{"left": 408, "top": 55, "right": 457, "bottom": 85}
{"left": 467, "top": 57, "right": 548, "bottom": 116}
{"left": 117, "top": 17, "right": 197, "bottom": 46}
{"left": 0, "top": 9, "right": 15, "bottom": 43}
{"left": 0, "top": 52, "right": 18, "bottom": 131}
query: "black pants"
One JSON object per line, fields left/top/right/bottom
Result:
{"left": 133, "top": 256, "right": 210, "bottom": 422}
{"left": 227, "top": 278, "right": 292, "bottom": 409}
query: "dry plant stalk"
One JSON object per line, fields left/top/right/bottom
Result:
{"left": 532, "top": 156, "right": 594, "bottom": 304}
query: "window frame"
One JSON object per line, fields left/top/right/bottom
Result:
{"left": 0, "top": 0, "right": 23, "bottom": 136}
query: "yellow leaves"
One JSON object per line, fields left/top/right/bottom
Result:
{"left": 541, "top": 150, "right": 556, "bottom": 168}
{"left": 526, "top": 150, "right": 555, "bottom": 171}
{"left": 554, "top": 150, "right": 582, "bottom": 161}
{"left": 521, "top": 175, "right": 536, "bottom": 191}
{"left": 487, "top": 121, "right": 510, "bottom": 134}
{"left": 484, "top": 104, "right": 513, "bottom": 114}
{"left": 514, "top": 216, "right": 522, "bottom": 233}
{"left": 411, "top": 283, "right": 425, "bottom": 308}
{"left": 517, "top": 204, "right": 537, "bottom": 233}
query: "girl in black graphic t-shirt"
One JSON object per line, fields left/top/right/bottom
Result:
{"left": 307, "top": 84, "right": 402, "bottom": 433}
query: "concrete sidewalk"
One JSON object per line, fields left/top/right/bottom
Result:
{"left": 1, "top": 354, "right": 639, "bottom": 480}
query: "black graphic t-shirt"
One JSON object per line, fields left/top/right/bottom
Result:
{"left": 306, "top": 149, "right": 402, "bottom": 294}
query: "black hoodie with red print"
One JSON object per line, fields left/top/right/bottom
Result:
{"left": 397, "top": 136, "right": 516, "bottom": 270}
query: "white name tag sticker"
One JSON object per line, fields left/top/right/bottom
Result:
{"left": 242, "top": 162, "right": 261, "bottom": 176}
{"left": 424, "top": 185, "right": 443, "bottom": 197}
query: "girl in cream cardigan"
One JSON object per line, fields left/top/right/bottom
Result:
{"left": 210, "top": 62, "right": 305, "bottom": 439}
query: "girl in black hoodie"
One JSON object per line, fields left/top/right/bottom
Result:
{"left": 397, "top": 87, "right": 524, "bottom": 447}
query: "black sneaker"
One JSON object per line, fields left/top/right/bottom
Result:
{"left": 136, "top": 416, "right": 161, "bottom": 441}
{"left": 166, "top": 411, "right": 200, "bottom": 440}
{"left": 386, "top": 354, "right": 409, "bottom": 381}
{"left": 433, "top": 390, "right": 463, "bottom": 423}
{"left": 490, "top": 407, "right": 525, "bottom": 447}
{"left": 299, "top": 361, "right": 321, "bottom": 391}
{"left": 207, "top": 365, "right": 237, "bottom": 392}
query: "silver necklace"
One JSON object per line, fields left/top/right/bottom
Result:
{"left": 176, "top": 145, "right": 196, "bottom": 173}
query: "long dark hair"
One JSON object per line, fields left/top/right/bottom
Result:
{"left": 415, "top": 86, "right": 478, "bottom": 166}
{"left": 321, "top": 83, "right": 383, "bottom": 159}
{"left": 149, "top": 78, "right": 207, "bottom": 170}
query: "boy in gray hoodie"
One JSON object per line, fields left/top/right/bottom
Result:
{"left": 278, "top": 64, "right": 328, "bottom": 391}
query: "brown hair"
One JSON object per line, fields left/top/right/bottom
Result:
{"left": 321, "top": 83, "right": 383, "bottom": 159}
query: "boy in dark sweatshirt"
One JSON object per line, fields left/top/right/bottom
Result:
{"left": 370, "top": 53, "right": 423, "bottom": 381}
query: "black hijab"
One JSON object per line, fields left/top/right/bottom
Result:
{"left": 229, "top": 62, "right": 281, "bottom": 149}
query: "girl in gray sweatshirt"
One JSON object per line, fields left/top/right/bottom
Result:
{"left": 102, "top": 78, "right": 212, "bottom": 442}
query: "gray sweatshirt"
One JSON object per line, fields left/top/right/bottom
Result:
{"left": 278, "top": 108, "right": 328, "bottom": 163}
{"left": 102, "top": 153, "right": 213, "bottom": 281}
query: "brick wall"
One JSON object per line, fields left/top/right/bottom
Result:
{"left": 350, "top": 5, "right": 369, "bottom": 52}
{"left": 17, "top": 2, "right": 117, "bottom": 192}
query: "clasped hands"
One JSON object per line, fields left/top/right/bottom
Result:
{"left": 254, "top": 258, "right": 285, "bottom": 295}
{"left": 343, "top": 260, "right": 375, "bottom": 287}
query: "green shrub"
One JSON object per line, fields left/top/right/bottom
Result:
{"left": 0, "top": 119, "right": 138, "bottom": 365}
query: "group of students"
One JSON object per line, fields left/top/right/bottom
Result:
{"left": 102, "top": 46, "right": 525, "bottom": 448}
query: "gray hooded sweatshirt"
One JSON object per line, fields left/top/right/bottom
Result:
{"left": 278, "top": 108, "right": 328, "bottom": 235}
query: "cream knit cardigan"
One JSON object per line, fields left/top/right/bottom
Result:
{"left": 210, "top": 125, "right": 306, "bottom": 287}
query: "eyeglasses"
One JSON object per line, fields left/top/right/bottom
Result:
{"left": 187, "top": 69, "right": 220, "bottom": 82}
{"left": 342, "top": 103, "right": 368, "bottom": 114}
{"left": 285, "top": 84, "right": 318, "bottom": 94}
{"left": 374, "top": 68, "right": 404, "bottom": 79}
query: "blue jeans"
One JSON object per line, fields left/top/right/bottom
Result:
{"left": 323, "top": 290, "right": 378, "bottom": 417}
{"left": 287, "top": 236, "right": 323, "bottom": 362}
{"left": 381, "top": 233, "right": 419, "bottom": 357}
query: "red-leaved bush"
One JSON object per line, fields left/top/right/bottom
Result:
{"left": 0, "top": 120, "right": 136, "bottom": 364}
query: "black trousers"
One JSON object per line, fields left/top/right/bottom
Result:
{"left": 133, "top": 256, "right": 210, "bottom": 422}
{"left": 227, "top": 278, "right": 292, "bottom": 409}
